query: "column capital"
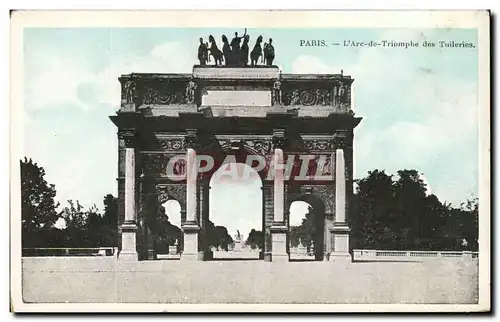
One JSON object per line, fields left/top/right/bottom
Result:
{"left": 185, "top": 128, "right": 198, "bottom": 149}
{"left": 334, "top": 130, "right": 348, "bottom": 149}
{"left": 122, "top": 130, "right": 138, "bottom": 148}
{"left": 272, "top": 128, "right": 286, "bottom": 149}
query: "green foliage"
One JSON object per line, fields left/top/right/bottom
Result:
{"left": 21, "top": 158, "right": 62, "bottom": 247}
{"left": 59, "top": 198, "right": 118, "bottom": 248}
{"left": 349, "top": 169, "right": 479, "bottom": 251}
{"left": 151, "top": 205, "right": 182, "bottom": 254}
{"left": 206, "top": 221, "right": 234, "bottom": 251}
{"left": 245, "top": 229, "right": 264, "bottom": 249}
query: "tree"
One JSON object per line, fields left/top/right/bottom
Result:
{"left": 349, "top": 169, "right": 479, "bottom": 252}
{"left": 245, "top": 229, "right": 263, "bottom": 249}
{"left": 100, "top": 194, "right": 118, "bottom": 246}
{"left": 60, "top": 200, "right": 92, "bottom": 247}
{"left": 21, "top": 158, "right": 61, "bottom": 247}
{"left": 150, "top": 205, "right": 182, "bottom": 254}
{"left": 459, "top": 197, "right": 479, "bottom": 251}
{"left": 205, "top": 221, "right": 233, "bottom": 251}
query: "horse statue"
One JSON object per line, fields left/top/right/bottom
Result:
{"left": 208, "top": 35, "right": 224, "bottom": 66}
{"left": 221, "top": 35, "right": 231, "bottom": 66}
{"left": 250, "top": 35, "right": 263, "bottom": 66}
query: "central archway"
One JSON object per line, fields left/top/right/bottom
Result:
{"left": 207, "top": 160, "right": 264, "bottom": 260}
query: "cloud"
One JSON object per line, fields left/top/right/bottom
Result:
{"left": 25, "top": 41, "right": 196, "bottom": 113}
{"left": 290, "top": 31, "right": 478, "bottom": 205}
{"left": 23, "top": 41, "right": 198, "bottom": 210}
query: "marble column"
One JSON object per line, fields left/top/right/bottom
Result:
{"left": 119, "top": 133, "right": 138, "bottom": 260}
{"left": 181, "top": 147, "right": 201, "bottom": 260}
{"left": 323, "top": 213, "right": 334, "bottom": 261}
{"left": 330, "top": 142, "right": 351, "bottom": 261}
{"left": 262, "top": 183, "right": 273, "bottom": 262}
{"left": 270, "top": 144, "right": 289, "bottom": 262}
{"left": 197, "top": 181, "right": 210, "bottom": 260}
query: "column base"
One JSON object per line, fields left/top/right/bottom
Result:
{"left": 330, "top": 223, "right": 351, "bottom": 262}
{"left": 147, "top": 249, "right": 156, "bottom": 260}
{"left": 181, "top": 223, "right": 201, "bottom": 261}
{"left": 119, "top": 251, "right": 139, "bottom": 261}
{"left": 270, "top": 224, "right": 288, "bottom": 263}
{"left": 271, "top": 253, "right": 289, "bottom": 262}
{"left": 180, "top": 253, "right": 200, "bottom": 261}
{"left": 119, "top": 223, "right": 138, "bottom": 261}
{"left": 328, "top": 252, "right": 352, "bottom": 262}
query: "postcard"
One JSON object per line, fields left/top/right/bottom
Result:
{"left": 10, "top": 10, "right": 490, "bottom": 312}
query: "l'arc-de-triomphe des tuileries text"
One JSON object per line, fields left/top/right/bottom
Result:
{"left": 110, "top": 34, "right": 362, "bottom": 262}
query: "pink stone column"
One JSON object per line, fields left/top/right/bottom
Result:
{"left": 181, "top": 147, "right": 201, "bottom": 260}
{"left": 274, "top": 148, "right": 284, "bottom": 223}
{"left": 119, "top": 134, "right": 138, "bottom": 260}
{"left": 270, "top": 144, "right": 288, "bottom": 262}
{"left": 335, "top": 148, "right": 346, "bottom": 223}
{"left": 330, "top": 143, "right": 351, "bottom": 261}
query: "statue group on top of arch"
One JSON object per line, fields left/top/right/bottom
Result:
{"left": 197, "top": 28, "right": 276, "bottom": 67}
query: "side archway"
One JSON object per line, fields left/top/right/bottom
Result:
{"left": 286, "top": 193, "right": 326, "bottom": 261}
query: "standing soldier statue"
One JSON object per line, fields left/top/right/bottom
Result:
{"left": 272, "top": 80, "right": 282, "bottom": 105}
{"left": 263, "top": 38, "right": 275, "bottom": 65}
{"left": 197, "top": 37, "right": 208, "bottom": 65}
{"left": 185, "top": 79, "right": 197, "bottom": 104}
{"left": 123, "top": 80, "right": 135, "bottom": 105}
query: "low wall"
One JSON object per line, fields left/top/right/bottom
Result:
{"left": 353, "top": 249, "right": 479, "bottom": 262}
{"left": 22, "top": 247, "right": 118, "bottom": 258}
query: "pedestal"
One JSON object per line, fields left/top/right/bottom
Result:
{"left": 181, "top": 223, "right": 200, "bottom": 261}
{"left": 270, "top": 224, "right": 289, "bottom": 262}
{"left": 233, "top": 239, "right": 242, "bottom": 252}
{"left": 329, "top": 223, "right": 352, "bottom": 262}
{"left": 119, "top": 223, "right": 138, "bottom": 260}
{"left": 169, "top": 245, "right": 178, "bottom": 255}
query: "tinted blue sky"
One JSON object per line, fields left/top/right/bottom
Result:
{"left": 23, "top": 27, "right": 478, "bottom": 236}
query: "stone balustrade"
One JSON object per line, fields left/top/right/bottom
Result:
{"left": 353, "top": 249, "right": 478, "bottom": 262}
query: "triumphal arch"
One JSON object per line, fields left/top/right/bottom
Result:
{"left": 110, "top": 48, "right": 361, "bottom": 262}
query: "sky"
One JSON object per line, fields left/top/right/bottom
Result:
{"left": 22, "top": 27, "right": 479, "bottom": 238}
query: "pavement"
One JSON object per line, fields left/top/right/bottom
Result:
{"left": 21, "top": 256, "right": 478, "bottom": 304}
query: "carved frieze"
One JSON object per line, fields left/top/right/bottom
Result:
{"left": 156, "top": 184, "right": 187, "bottom": 207}
{"left": 219, "top": 138, "right": 272, "bottom": 156}
{"left": 134, "top": 79, "right": 195, "bottom": 106}
{"left": 142, "top": 87, "right": 175, "bottom": 105}
{"left": 303, "top": 139, "right": 335, "bottom": 152}
{"left": 282, "top": 81, "right": 351, "bottom": 109}
{"left": 141, "top": 135, "right": 188, "bottom": 152}
{"left": 309, "top": 185, "right": 335, "bottom": 214}
{"left": 143, "top": 154, "right": 187, "bottom": 177}
{"left": 158, "top": 138, "right": 186, "bottom": 151}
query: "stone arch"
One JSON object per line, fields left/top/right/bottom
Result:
{"left": 213, "top": 138, "right": 272, "bottom": 182}
{"left": 285, "top": 192, "right": 327, "bottom": 261}
{"left": 286, "top": 193, "right": 325, "bottom": 213}
{"left": 156, "top": 184, "right": 187, "bottom": 212}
